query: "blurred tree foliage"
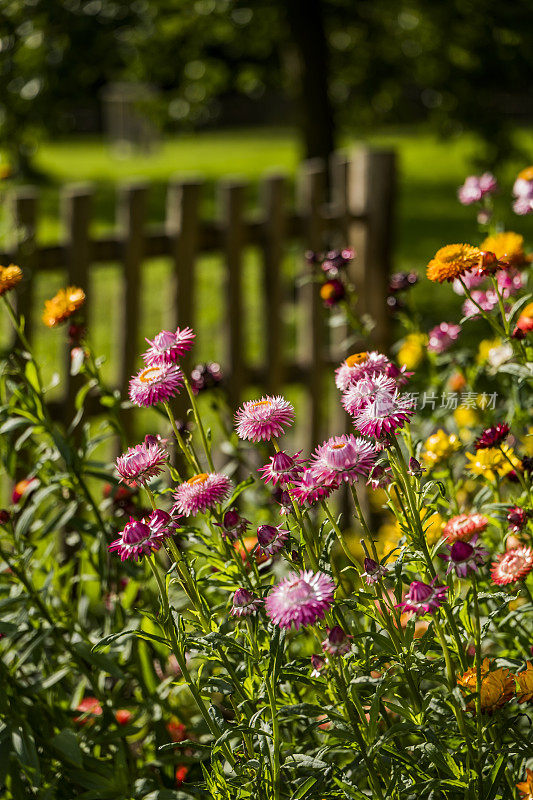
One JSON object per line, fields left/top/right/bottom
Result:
{"left": 1, "top": 0, "right": 532, "bottom": 175}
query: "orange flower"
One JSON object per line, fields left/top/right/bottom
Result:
{"left": 457, "top": 658, "right": 515, "bottom": 712}
{"left": 42, "top": 286, "right": 85, "bottom": 327}
{"left": 481, "top": 231, "right": 526, "bottom": 266}
{"left": 235, "top": 535, "right": 270, "bottom": 566}
{"left": 426, "top": 244, "right": 482, "bottom": 283}
{"left": 517, "top": 769, "right": 533, "bottom": 800}
{"left": 517, "top": 662, "right": 533, "bottom": 704}
{"left": 518, "top": 166, "right": 533, "bottom": 181}
{"left": 0, "top": 264, "right": 22, "bottom": 297}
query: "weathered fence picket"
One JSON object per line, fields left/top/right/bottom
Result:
{"left": 1, "top": 147, "right": 396, "bottom": 450}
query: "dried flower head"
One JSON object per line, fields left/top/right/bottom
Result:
{"left": 516, "top": 662, "right": 533, "bottom": 704}
{"left": 490, "top": 546, "right": 533, "bottom": 585}
{"left": 321, "top": 626, "right": 352, "bottom": 656}
{"left": 426, "top": 244, "right": 482, "bottom": 283}
{"left": 42, "top": 286, "right": 85, "bottom": 327}
{"left": 265, "top": 570, "right": 335, "bottom": 630}
{"left": 442, "top": 513, "right": 489, "bottom": 543}
{"left": 474, "top": 423, "right": 510, "bottom": 451}
{"left": 230, "top": 588, "right": 262, "bottom": 617}
{"left": 129, "top": 363, "right": 183, "bottom": 407}
{"left": 457, "top": 658, "right": 515, "bottom": 712}
{"left": 439, "top": 535, "right": 488, "bottom": 578}
{"left": 115, "top": 440, "right": 168, "bottom": 487}
{"left": 290, "top": 469, "right": 339, "bottom": 505}
{"left": 335, "top": 351, "right": 390, "bottom": 391}
{"left": 516, "top": 769, "right": 533, "bottom": 800}
{"left": 481, "top": 231, "right": 526, "bottom": 266}
{"left": 507, "top": 506, "right": 529, "bottom": 534}
{"left": 396, "top": 579, "right": 447, "bottom": 617}
{"left": 172, "top": 472, "right": 232, "bottom": 517}
{"left": 256, "top": 524, "right": 289, "bottom": 556}
{"left": 258, "top": 450, "right": 305, "bottom": 486}
{"left": 310, "top": 434, "right": 378, "bottom": 485}
{"left": 235, "top": 396, "right": 294, "bottom": 442}
{"left": 0, "top": 264, "right": 22, "bottom": 297}
{"left": 109, "top": 511, "right": 178, "bottom": 562}
{"left": 143, "top": 327, "right": 195, "bottom": 366}
{"left": 465, "top": 446, "right": 520, "bottom": 481}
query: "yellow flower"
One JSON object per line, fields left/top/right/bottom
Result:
{"left": 465, "top": 445, "right": 520, "bottom": 481}
{"left": 397, "top": 333, "right": 427, "bottom": 370}
{"left": 422, "top": 429, "right": 461, "bottom": 466}
{"left": 454, "top": 406, "right": 479, "bottom": 431}
{"left": 457, "top": 658, "right": 515, "bottom": 712}
{"left": 517, "top": 662, "right": 533, "bottom": 704}
{"left": 377, "top": 519, "right": 403, "bottom": 560}
{"left": 421, "top": 508, "right": 444, "bottom": 545}
{"left": 42, "top": 286, "right": 85, "bottom": 327}
{"left": 517, "top": 769, "right": 533, "bottom": 800}
{"left": 0, "top": 264, "right": 22, "bottom": 297}
{"left": 476, "top": 337, "right": 501, "bottom": 365}
{"left": 426, "top": 243, "right": 482, "bottom": 283}
{"left": 518, "top": 166, "right": 533, "bottom": 181}
{"left": 523, "top": 427, "right": 533, "bottom": 457}
{"left": 481, "top": 231, "right": 526, "bottom": 265}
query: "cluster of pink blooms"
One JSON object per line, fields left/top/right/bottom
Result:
{"left": 115, "top": 437, "right": 168, "bottom": 487}
{"left": 128, "top": 327, "right": 195, "bottom": 408}
{"left": 461, "top": 271, "right": 524, "bottom": 319}
{"left": 457, "top": 173, "right": 497, "bottom": 206}
{"left": 427, "top": 322, "right": 461, "bottom": 354}
{"left": 109, "top": 510, "right": 179, "bottom": 562}
{"left": 513, "top": 171, "right": 533, "bottom": 215}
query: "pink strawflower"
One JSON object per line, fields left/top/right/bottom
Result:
{"left": 115, "top": 440, "right": 168, "bottom": 487}
{"left": 310, "top": 434, "right": 378, "bottom": 485}
{"left": 427, "top": 322, "right": 461, "bottom": 354}
{"left": 230, "top": 588, "right": 262, "bottom": 617}
{"left": 257, "top": 524, "right": 289, "bottom": 556}
{"left": 143, "top": 327, "right": 195, "bottom": 366}
{"left": 439, "top": 534, "right": 488, "bottom": 578}
{"left": 458, "top": 173, "right": 497, "bottom": 205}
{"left": 172, "top": 472, "right": 232, "bottom": 516}
{"left": 462, "top": 289, "right": 499, "bottom": 319}
{"left": 108, "top": 510, "right": 178, "bottom": 562}
{"left": 310, "top": 654, "right": 326, "bottom": 677}
{"left": 507, "top": 506, "right": 529, "bottom": 533}
{"left": 491, "top": 547, "right": 533, "bottom": 585}
{"left": 513, "top": 173, "right": 533, "bottom": 215}
{"left": 452, "top": 270, "right": 485, "bottom": 295}
{"left": 443, "top": 513, "right": 489, "bottom": 543}
{"left": 129, "top": 363, "right": 183, "bottom": 407}
{"left": 354, "top": 391, "right": 414, "bottom": 438}
{"left": 396, "top": 579, "right": 447, "bottom": 617}
{"left": 235, "top": 396, "right": 294, "bottom": 442}
{"left": 290, "top": 469, "right": 339, "bottom": 505}
{"left": 322, "top": 626, "right": 352, "bottom": 656}
{"left": 366, "top": 464, "right": 392, "bottom": 490}
{"left": 342, "top": 374, "right": 398, "bottom": 416}
{"left": 258, "top": 450, "right": 305, "bottom": 486}
{"left": 497, "top": 269, "right": 524, "bottom": 296}
{"left": 265, "top": 570, "right": 335, "bottom": 630}
{"left": 334, "top": 351, "right": 391, "bottom": 391}
{"left": 362, "top": 557, "right": 388, "bottom": 585}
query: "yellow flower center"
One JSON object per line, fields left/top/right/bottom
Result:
{"left": 187, "top": 473, "right": 209, "bottom": 485}
{"left": 346, "top": 352, "right": 368, "bottom": 367}
{"left": 251, "top": 400, "right": 271, "bottom": 409}
{"left": 139, "top": 366, "right": 163, "bottom": 384}
{"left": 331, "top": 443, "right": 346, "bottom": 449}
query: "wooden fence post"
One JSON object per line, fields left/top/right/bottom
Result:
{"left": 260, "top": 173, "right": 286, "bottom": 394}
{"left": 12, "top": 189, "right": 38, "bottom": 345}
{"left": 219, "top": 180, "right": 246, "bottom": 413}
{"left": 62, "top": 184, "right": 93, "bottom": 421}
{"left": 297, "top": 159, "right": 327, "bottom": 452}
{"left": 348, "top": 147, "right": 396, "bottom": 351}
{"left": 118, "top": 181, "right": 148, "bottom": 438}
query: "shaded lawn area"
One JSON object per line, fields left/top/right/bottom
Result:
{"left": 3, "top": 125, "right": 533, "bottom": 389}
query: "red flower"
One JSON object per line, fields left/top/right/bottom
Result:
{"left": 166, "top": 718, "right": 187, "bottom": 742}
{"left": 114, "top": 709, "right": 132, "bottom": 726}
{"left": 442, "top": 513, "right": 489, "bottom": 543}
{"left": 175, "top": 765, "right": 189, "bottom": 786}
{"left": 474, "top": 423, "right": 510, "bottom": 451}
{"left": 12, "top": 477, "right": 39, "bottom": 504}
{"left": 491, "top": 547, "right": 533, "bottom": 585}
{"left": 74, "top": 697, "right": 102, "bottom": 725}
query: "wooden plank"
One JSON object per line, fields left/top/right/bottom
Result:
{"left": 219, "top": 180, "right": 246, "bottom": 413}
{"left": 62, "top": 184, "right": 93, "bottom": 420}
{"left": 348, "top": 148, "right": 396, "bottom": 352}
{"left": 118, "top": 182, "right": 148, "bottom": 420}
{"left": 12, "top": 189, "right": 38, "bottom": 344}
{"left": 260, "top": 173, "right": 286, "bottom": 394}
{"left": 297, "top": 159, "right": 327, "bottom": 451}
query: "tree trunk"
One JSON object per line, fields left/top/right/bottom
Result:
{"left": 285, "top": 0, "right": 336, "bottom": 163}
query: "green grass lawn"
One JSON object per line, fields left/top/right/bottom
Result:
{"left": 3, "top": 125, "right": 533, "bottom": 397}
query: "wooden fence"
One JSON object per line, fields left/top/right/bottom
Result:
{"left": 1, "top": 147, "right": 396, "bottom": 450}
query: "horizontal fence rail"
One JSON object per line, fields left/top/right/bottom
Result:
{"left": 2, "top": 147, "right": 396, "bottom": 450}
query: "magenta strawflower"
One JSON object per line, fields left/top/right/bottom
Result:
{"left": 143, "top": 327, "right": 195, "bottom": 366}
{"left": 235, "top": 395, "right": 294, "bottom": 442}
{"left": 108, "top": 510, "right": 178, "bottom": 562}
{"left": 396, "top": 579, "right": 447, "bottom": 617}
{"left": 257, "top": 524, "right": 289, "bottom": 556}
{"left": 427, "top": 322, "right": 461, "bottom": 354}
{"left": 258, "top": 450, "right": 305, "bottom": 486}
{"left": 439, "top": 534, "right": 488, "bottom": 578}
{"left": 354, "top": 391, "right": 414, "bottom": 438}
{"left": 290, "top": 469, "right": 339, "bottom": 505}
{"left": 474, "top": 423, "right": 510, "bottom": 451}
{"left": 214, "top": 507, "right": 249, "bottom": 540}
{"left": 265, "top": 570, "right": 335, "bottom": 630}
{"left": 362, "top": 557, "right": 388, "bottom": 585}
{"left": 335, "top": 352, "right": 390, "bottom": 392}
{"left": 342, "top": 374, "right": 398, "bottom": 416}
{"left": 310, "top": 434, "right": 378, "bottom": 485}
{"left": 115, "top": 440, "right": 168, "bottom": 487}
{"left": 129, "top": 363, "right": 183, "bottom": 407}
{"left": 366, "top": 464, "right": 392, "bottom": 490}
{"left": 507, "top": 506, "right": 529, "bottom": 533}
{"left": 462, "top": 290, "right": 499, "bottom": 319}
{"left": 322, "top": 626, "right": 352, "bottom": 656}
{"left": 172, "top": 472, "right": 232, "bottom": 516}
{"left": 385, "top": 362, "right": 413, "bottom": 385}
{"left": 230, "top": 588, "right": 262, "bottom": 617}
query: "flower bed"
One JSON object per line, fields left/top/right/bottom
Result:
{"left": 0, "top": 168, "right": 532, "bottom": 799}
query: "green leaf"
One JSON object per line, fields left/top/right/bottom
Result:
{"left": 292, "top": 776, "right": 318, "bottom": 798}
{"left": 52, "top": 729, "right": 83, "bottom": 767}
{"left": 224, "top": 476, "right": 255, "bottom": 508}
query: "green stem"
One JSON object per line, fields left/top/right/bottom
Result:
{"left": 163, "top": 401, "right": 197, "bottom": 475}
{"left": 321, "top": 500, "right": 359, "bottom": 569}
{"left": 183, "top": 375, "right": 215, "bottom": 472}
{"left": 349, "top": 485, "right": 378, "bottom": 562}
{"left": 472, "top": 578, "right": 484, "bottom": 800}
{"left": 266, "top": 678, "right": 280, "bottom": 800}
